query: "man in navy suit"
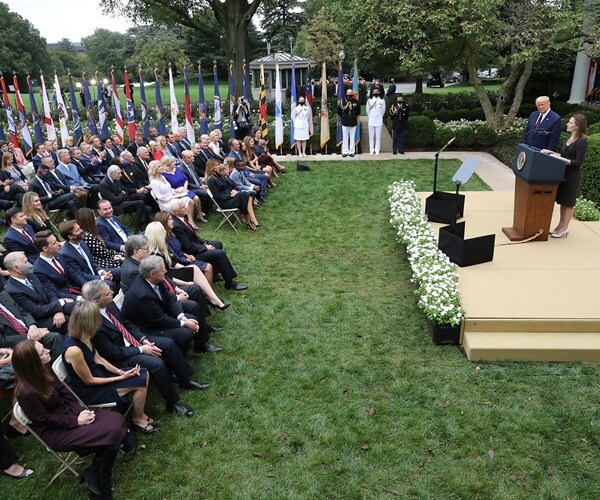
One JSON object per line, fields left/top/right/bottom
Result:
{"left": 83, "top": 280, "right": 208, "bottom": 417}
{"left": 523, "top": 96, "right": 562, "bottom": 150}
{"left": 3, "top": 208, "right": 38, "bottom": 264}
{"left": 32, "top": 230, "right": 83, "bottom": 299}
{"left": 58, "top": 220, "right": 118, "bottom": 288}
{"left": 29, "top": 162, "right": 80, "bottom": 218}
{"left": 121, "top": 256, "right": 196, "bottom": 355}
{"left": 96, "top": 199, "right": 131, "bottom": 253}
{"left": 3, "top": 251, "right": 75, "bottom": 334}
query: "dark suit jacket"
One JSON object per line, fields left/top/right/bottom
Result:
{"left": 0, "top": 165, "right": 27, "bottom": 183}
{"left": 70, "top": 158, "right": 99, "bottom": 184}
{"left": 0, "top": 290, "right": 36, "bottom": 341}
{"left": 4, "top": 275, "right": 69, "bottom": 321}
{"left": 180, "top": 161, "right": 204, "bottom": 189}
{"left": 121, "top": 276, "right": 183, "bottom": 331}
{"left": 96, "top": 216, "right": 130, "bottom": 252}
{"left": 29, "top": 176, "right": 56, "bottom": 204}
{"left": 120, "top": 256, "right": 140, "bottom": 293}
{"left": 33, "top": 255, "right": 80, "bottom": 299}
{"left": 94, "top": 302, "right": 146, "bottom": 364}
{"left": 121, "top": 159, "right": 149, "bottom": 192}
{"left": 99, "top": 177, "right": 128, "bottom": 206}
{"left": 3, "top": 225, "right": 38, "bottom": 263}
{"left": 523, "top": 109, "right": 562, "bottom": 150}
{"left": 171, "top": 216, "right": 209, "bottom": 255}
{"left": 59, "top": 242, "right": 101, "bottom": 287}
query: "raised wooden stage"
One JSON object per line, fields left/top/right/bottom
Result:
{"left": 423, "top": 191, "right": 600, "bottom": 362}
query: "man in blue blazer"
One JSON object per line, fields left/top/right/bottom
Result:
{"left": 523, "top": 96, "right": 562, "bottom": 151}
{"left": 95, "top": 199, "right": 132, "bottom": 253}
{"left": 58, "top": 220, "right": 118, "bottom": 288}
{"left": 3, "top": 208, "right": 38, "bottom": 264}
{"left": 3, "top": 251, "right": 75, "bottom": 334}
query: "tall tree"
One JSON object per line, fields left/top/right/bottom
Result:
{"left": 82, "top": 29, "right": 133, "bottom": 77}
{"left": 346, "top": 0, "right": 586, "bottom": 131}
{"left": 295, "top": 6, "right": 342, "bottom": 67}
{"left": 103, "top": 0, "right": 262, "bottom": 94}
{"left": 259, "top": 0, "right": 305, "bottom": 53}
{"left": 0, "top": 2, "right": 51, "bottom": 75}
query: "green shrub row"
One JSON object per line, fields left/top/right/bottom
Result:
{"left": 580, "top": 133, "right": 600, "bottom": 207}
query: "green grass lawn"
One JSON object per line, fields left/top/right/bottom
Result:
{"left": 4, "top": 159, "right": 600, "bottom": 499}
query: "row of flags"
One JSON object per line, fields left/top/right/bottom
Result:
{"left": 0, "top": 60, "right": 360, "bottom": 157}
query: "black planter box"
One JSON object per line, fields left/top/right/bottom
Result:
{"left": 438, "top": 222, "right": 495, "bottom": 267}
{"left": 425, "top": 191, "right": 465, "bottom": 224}
{"left": 427, "top": 318, "right": 461, "bottom": 345}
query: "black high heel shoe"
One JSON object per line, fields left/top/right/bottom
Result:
{"left": 209, "top": 301, "right": 230, "bottom": 311}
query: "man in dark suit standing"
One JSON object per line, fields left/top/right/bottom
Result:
{"left": 32, "top": 230, "right": 83, "bottom": 299}
{"left": 168, "top": 199, "right": 247, "bottom": 290}
{"left": 121, "top": 256, "right": 198, "bottom": 355}
{"left": 99, "top": 165, "right": 153, "bottom": 233}
{"left": 83, "top": 280, "right": 208, "bottom": 418}
{"left": 523, "top": 96, "right": 562, "bottom": 150}
{"left": 3, "top": 251, "right": 74, "bottom": 334}
{"left": 95, "top": 199, "right": 131, "bottom": 253}
{"left": 3, "top": 208, "right": 39, "bottom": 264}
{"left": 0, "top": 289, "right": 63, "bottom": 361}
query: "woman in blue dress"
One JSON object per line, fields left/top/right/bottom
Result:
{"left": 62, "top": 301, "right": 158, "bottom": 434}
{"left": 160, "top": 155, "right": 203, "bottom": 222}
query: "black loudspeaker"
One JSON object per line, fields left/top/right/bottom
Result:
{"left": 425, "top": 191, "right": 465, "bottom": 224}
{"left": 438, "top": 222, "right": 495, "bottom": 267}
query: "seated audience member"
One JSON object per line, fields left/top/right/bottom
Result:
{"left": 101, "top": 137, "right": 118, "bottom": 163}
{"left": 99, "top": 165, "right": 153, "bottom": 233}
{"left": 58, "top": 220, "right": 118, "bottom": 286}
{"left": 13, "top": 339, "right": 127, "bottom": 497}
{"left": 207, "top": 160, "right": 260, "bottom": 230}
{"left": 1, "top": 423, "right": 33, "bottom": 478}
{"left": 56, "top": 149, "right": 94, "bottom": 192}
{"left": 46, "top": 153, "right": 89, "bottom": 208}
{"left": 31, "top": 142, "right": 47, "bottom": 169}
{"left": 154, "top": 136, "right": 169, "bottom": 160}
{"left": 32, "top": 230, "right": 83, "bottom": 299}
{"left": 119, "top": 238, "right": 218, "bottom": 351}
{"left": 229, "top": 158, "right": 260, "bottom": 202}
{"left": 166, "top": 133, "right": 182, "bottom": 158}
{"left": 160, "top": 155, "right": 204, "bottom": 219}
{"left": 110, "top": 135, "right": 126, "bottom": 156}
{"left": 82, "top": 280, "right": 206, "bottom": 417}
{"left": 0, "top": 152, "right": 27, "bottom": 206}
{"left": 62, "top": 301, "right": 157, "bottom": 433}
{"left": 145, "top": 221, "right": 228, "bottom": 310}
{"left": 121, "top": 256, "right": 218, "bottom": 354}
{"left": 76, "top": 208, "right": 125, "bottom": 270}
{"left": 89, "top": 136, "right": 109, "bottom": 171}
{"left": 21, "top": 191, "right": 59, "bottom": 237}
{"left": 200, "top": 134, "right": 224, "bottom": 163}
{"left": 147, "top": 140, "right": 161, "bottom": 161}
{"left": 215, "top": 129, "right": 229, "bottom": 155}
{"left": 177, "top": 127, "right": 192, "bottom": 151}
{"left": 253, "top": 128, "right": 287, "bottom": 173}
{"left": 77, "top": 143, "right": 104, "bottom": 180}
{"left": 229, "top": 138, "right": 267, "bottom": 199}
{"left": 29, "top": 161, "right": 80, "bottom": 219}
{"left": 154, "top": 210, "right": 214, "bottom": 283}
{"left": 3, "top": 207, "right": 39, "bottom": 264}
{"left": 0, "top": 288, "right": 64, "bottom": 359}
{"left": 126, "top": 130, "right": 146, "bottom": 157}
{"left": 95, "top": 199, "right": 131, "bottom": 253}
{"left": 3, "top": 251, "right": 74, "bottom": 334}
{"left": 8, "top": 141, "right": 28, "bottom": 168}
{"left": 208, "top": 130, "right": 226, "bottom": 157}
{"left": 178, "top": 150, "right": 210, "bottom": 217}
{"left": 243, "top": 136, "right": 275, "bottom": 188}
{"left": 148, "top": 159, "right": 200, "bottom": 229}
{"left": 169, "top": 196, "right": 247, "bottom": 290}
{"left": 191, "top": 139, "right": 208, "bottom": 177}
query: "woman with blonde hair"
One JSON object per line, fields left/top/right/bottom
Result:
{"left": 208, "top": 130, "right": 226, "bottom": 159}
{"left": 145, "top": 221, "right": 229, "bottom": 310}
{"left": 62, "top": 300, "right": 157, "bottom": 434}
{"left": 160, "top": 155, "right": 204, "bottom": 221}
{"left": 155, "top": 135, "right": 169, "bottom": 160}
{"left": 21, "top": 191, "right": 58, "bottom": 236}
{"left": 148, "top": 140, "right": 161, "bottom": 161}
{"left": 148, "top": 159, "right": 199, "bottom": 229}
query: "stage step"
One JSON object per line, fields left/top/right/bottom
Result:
{"left": 463, "top": 329, "right": 600, "bottom": 362}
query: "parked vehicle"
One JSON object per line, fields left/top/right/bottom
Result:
{"left": 426, "top": 73, "right": 445, "bottom": 88}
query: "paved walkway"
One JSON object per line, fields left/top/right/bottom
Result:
{"left": 274, "top": 151, "right": 514, "bottom": 192}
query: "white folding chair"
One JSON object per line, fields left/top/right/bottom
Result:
{"left": 13, "top": 402, "right": 81, "bottom": 485}
{"left": 113, "top": 289, "right": 125, "bottom": 310}
{"left": 52, "top": 357, "right": 116, "bottom": 410}
{"left": 207, "top": 188, "right": 240, "bottom": 233}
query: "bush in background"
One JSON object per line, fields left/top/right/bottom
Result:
{"left": 574, "top": 197, "right": 600, "bottom": 221}
{"left": 406, "top": 116, "right": 436, "bottom": 147}
{"left": 580, "top": 133, "right": 600, "bottom": 207}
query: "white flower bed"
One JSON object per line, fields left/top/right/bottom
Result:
{"left": 388, "top": 180, "right": 464, "bottom": 326}
{"left": 433, "top": 116, "right": 528, "bottom": 136}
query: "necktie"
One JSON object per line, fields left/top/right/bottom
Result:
{"left": 153, "top": 284, "right": 162, "bottom": 300}
{"left": 0, "top": 304, "right": 28, "bottom": 335}
{"left": 21, "top": 229, "right": 33, "bottom": 243}
{"left": 24, "top": 280, "right": 35, "bottom": 291}
{"left": 40, "top": 178, "right": 53, "bottom": 197}
{"left": 109, "top": 218, "right": 128, "bottom": 242}
{"left": 76, "top": 245, "right": 96, "bottom": 274}
{"left": 105, "top": 310, "right": 141, "bottom": 347}
{"left": 51, "top": 258, "right": 65, "bottom": 276}
{"left": 163, "top": 279, "right": 175, "bottom": 294}
{"left": 535, "top": 113, "right": 543, "bottom": 129}
{"left": 186, "top": 164, "right": 200, "bottom": 185}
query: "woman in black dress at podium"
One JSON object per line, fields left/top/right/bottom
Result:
{"left": 542, "top": 114, "right": 588, "bottom": 238}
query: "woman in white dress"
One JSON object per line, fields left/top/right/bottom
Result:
{"left": 291, "top": 97, "right": 313, "bottom": 158}
{"left": 148, "top": 160, "right": 199, "bottom": 230}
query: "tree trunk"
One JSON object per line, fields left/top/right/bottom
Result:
{"left": 414, "top": 76, "right": 423, "bottom": 94}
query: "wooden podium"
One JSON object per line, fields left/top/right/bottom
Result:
{"left": 502, "top": 144, "right": 566, "bottom": 242}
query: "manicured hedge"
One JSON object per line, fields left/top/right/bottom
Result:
{"left": 407, "top": 116, "right": 436, "bottom": 147}
{"left": 580, "top": 133, "right": 600, "bottom": 207}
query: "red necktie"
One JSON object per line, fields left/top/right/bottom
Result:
{"left": 105, "top": 310, "right": 141, "bottom": 347}
{"left": 21, "top": 229, "right": 33, "bottom": 243}
{"left": 0, "top": 306, "right": 28, "bottom": 335}
{"left": 163, "top": 279, "right": 175, "bottom": 294}
{"left": 51, "top": 258, "right": 65, "bottom": 276}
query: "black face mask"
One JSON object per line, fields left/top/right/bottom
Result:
{"left": 298, "top": 101, "right": 305, "bottom": 105}
{"left": 374, "top": 93, "right": 380, "bottom": 98}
